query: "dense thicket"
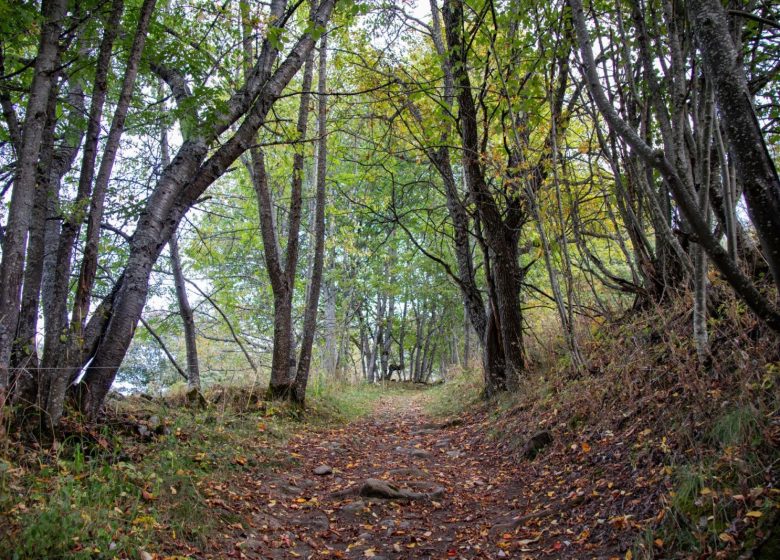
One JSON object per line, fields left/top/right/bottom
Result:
{"left": 1, "top": 0, "right": 778, "bottom": 428}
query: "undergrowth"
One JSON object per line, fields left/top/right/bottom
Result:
{"left": 0, "top": 382, "right": 387, "bottom": 559}
{"left": 428, "top": 290, "right": 780, "bottom": 559}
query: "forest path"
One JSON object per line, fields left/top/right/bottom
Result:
{"left": 205, "top": 391, "right": 633, "bottom": 559}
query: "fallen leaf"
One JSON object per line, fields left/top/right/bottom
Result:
{"left": 719, "top": 532, "right": 735, "bottom": 543}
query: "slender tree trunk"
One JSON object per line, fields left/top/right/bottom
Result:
{"left": 368, "top": 294, "right": 385, "bottom": 384}
{"left": 323, "top": 275, "right": 338, "bottom": 376}
{"left": 381, "top": 289, "right": 395, "bottom": 380}
{"left": 0, "top": 0, "right": 68, "bottom": 409}
{"left": 397, "top": 295, "right": 408, "bottom": 375}
{"left": 169, "top": 235, "right": 200, "bottom": 390}
{"left": 293, "top": 31, "right": 328, "bottom": 404}
{"left": 70, "top": 0, "right": 157, "bottom": 335}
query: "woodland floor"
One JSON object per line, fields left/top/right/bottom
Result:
{"left": 165, "top": 391, "right": 659, "bottom": 560}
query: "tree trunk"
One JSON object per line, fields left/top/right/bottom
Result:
{"left": 292, "top": 31, "right": 328, "bottom": 404}
{"left": 0, "top": 0, "right": 68, "bottom": 407}
{"left": 381, "top": 288, "right": 394, "bottom": 380}
{"left": 169, "top": 235, "right": 200, "bottom": 390}
{"left": 443, "top": 0, "right": 523, "bottom": 391}
{"left": 40, "top": 0, "right": 124, "bottom": 388}
{"left": 44, "top": 0, "right": 155, "bottom": 424}
{"left": 70, "top": 0, "right": 157, "bottom": 335}
{"left": 13, "top": 74, "right": 85, "bottom": 404}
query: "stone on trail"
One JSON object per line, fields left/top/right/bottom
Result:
{"left": 394, "top": 446, "right": 431, "bottom": 458}
{"left": 341, "top": 500, "right": 367, "bottom": 514}
{"left": 313, "top": 464, "right": 333, "bottom": 476}
{"left": 292, "top": 511, "right": 330, "bottom": 531}
{"left": 359, "top": 478, "right": 411, "bottom": 499}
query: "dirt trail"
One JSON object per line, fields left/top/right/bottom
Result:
{"left": 201, "top": 393, "right": 645, "bottom": 559}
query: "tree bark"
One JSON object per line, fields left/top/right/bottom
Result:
{"left": 44, "top": 0, "right": 155, "bottom": 424}
{"left": 255, "top": 47, "right": 314, "bottom": 398}
{"left": 70, "top": 0, "right": 157, "bottom": 335}
{"left": 13, "top": 72, "right": 85, "bottom": 404}
{"left": 0, "top": 0, "right": 68, "bottom": 406}
{"left": 293, "top": 31, "right": 329, "bottom": 404}
{"left": 169, "top": 236, "right": 200, "bottom": 389}
{"left": 40, "top": 0, "right": 124, "bottom": 385}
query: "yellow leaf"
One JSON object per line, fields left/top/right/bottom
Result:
{"left": 132, "top": 515, "right": 158, "bottom": 528}
{"left": 746, "top": 510, "right": 763, "bottom": 518}
{"left": 653, "top": 538, "right": 664, "bottom": 548}
{"left": 582, "top": 442, "right": 592, "bottom": 453}
{"left": 625, "top": 550, "right": 633, "bottom": 560}
{"left": 719, "top": 532, "right": 735, "bottom": 543}
{"left": 364, "top": 549, "right": 376, "bottom": 558}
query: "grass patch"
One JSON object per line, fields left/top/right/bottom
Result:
{"left": 709, "top": 404, "right": 763, "bottom": 449}
{"left": 0, "top": 380, "right": 393, "bottom": 559}
{"left": 425, "top": 365, "right": 483, "bottom": 418}
{"left": 311, "top": 381, "right": 420, "bottom": 423}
